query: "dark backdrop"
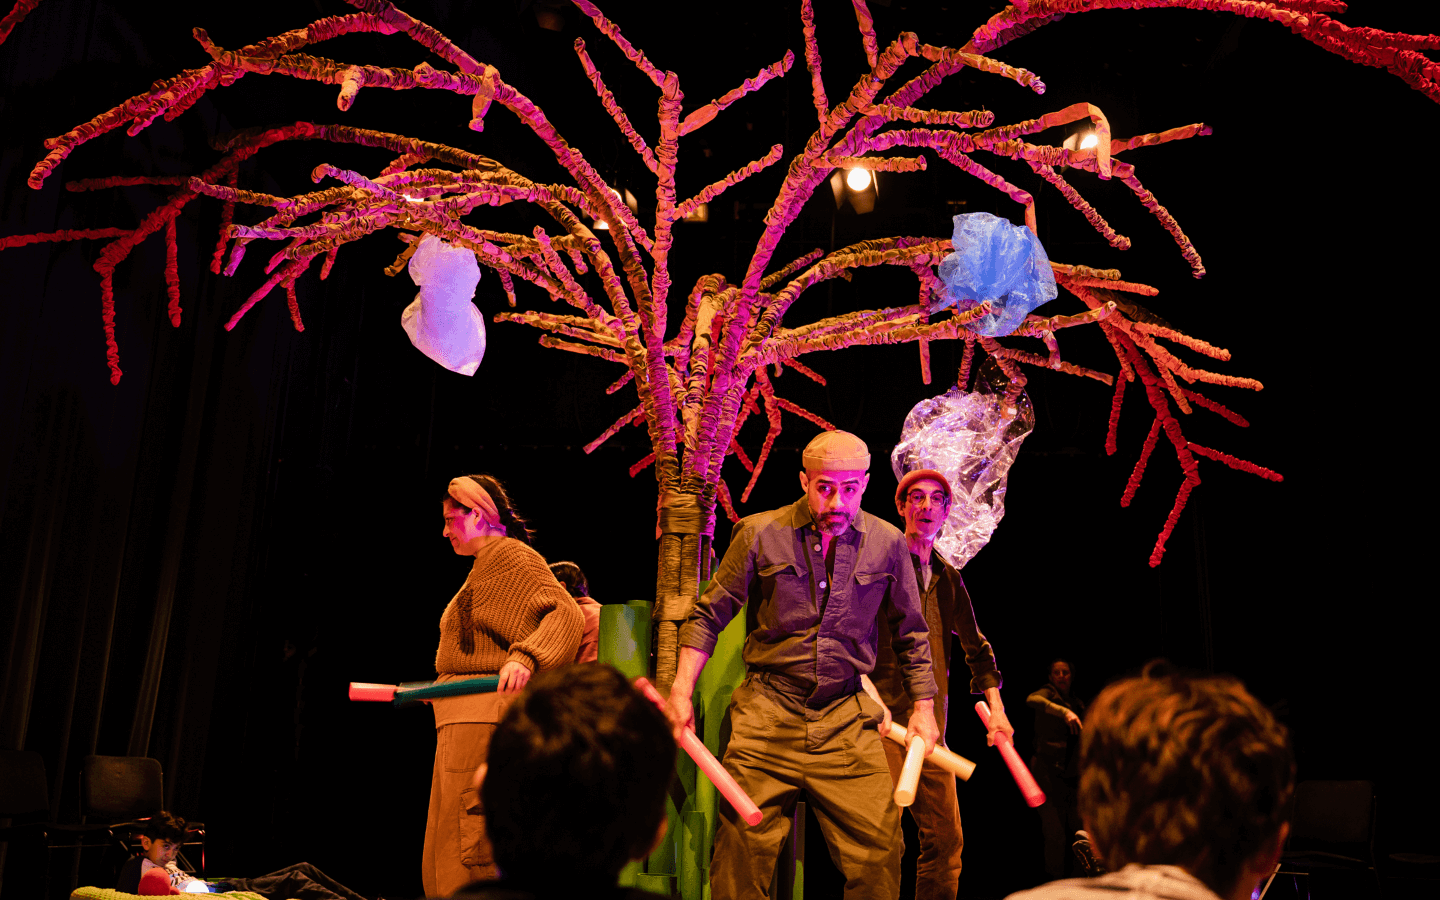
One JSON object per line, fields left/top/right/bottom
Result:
{"left": 2, "top": 2, "right": 1436, "bottom": 898}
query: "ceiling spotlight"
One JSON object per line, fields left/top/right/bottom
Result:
{"left": 831, "top": 167, "right": 878, "bottom": 214}
{"left": 1080, "top": 132, "right": 1099, "bottom": 150}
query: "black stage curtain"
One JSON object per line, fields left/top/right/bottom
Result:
{"left": 4, "top": 3, "right": 1438, "bottom": 899}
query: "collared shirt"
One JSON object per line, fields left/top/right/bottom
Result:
{"left": 680, "top": 496, "right": 937, "bottom": 705}
{"left": 871, "top": 547, "right": 1001, "bottom": 743}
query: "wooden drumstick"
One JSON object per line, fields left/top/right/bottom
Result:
{"left": 883, "top": 722, "right": 977, "bottom": 781}
{"left": 894, "top": 735, "right": 926, "bottom": 807}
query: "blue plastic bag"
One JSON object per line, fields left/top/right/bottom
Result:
{"left": 935, "top": 212, "right": 1057, "bottom": 336}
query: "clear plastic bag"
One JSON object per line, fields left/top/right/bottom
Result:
{"left": 935, "top": 212, "right": 1057, "bottom": 337}
{"left": 890, "top": 361, "right": 1034, "bottom": 570}
{"left": 402, "top": 234, "right": 486, "bottom": 375}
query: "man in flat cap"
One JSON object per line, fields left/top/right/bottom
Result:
{"left": 666, "top": 430, "right": 939, "bottom": 900}
{"left": 863, "top": 468, "right": 1010, "bottom": 900}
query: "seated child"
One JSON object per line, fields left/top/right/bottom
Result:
{"left": 116, "top": 813, "right": 206, "bottom": 895}
{"left": 116, "top": 812, "right": 365, "bottom": 900}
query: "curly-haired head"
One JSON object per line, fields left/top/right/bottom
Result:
{"left": 1079, "top": 660, "right": 1293, "bottom": 897}
{"left": 481, "top": 664, "right": 676, "bottom": 887}
{"left": 140, "top": 810, "right": 187, "bottom": 843}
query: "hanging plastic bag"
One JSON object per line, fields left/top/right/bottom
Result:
{"left": 935, "top": 212, "right": 1057, "bottom": 337}
{"left": 890, "top": 360, "right": 1034, "bottom": 570}
{"left": 402, "top": 234, "right": 486, "bottom": 375}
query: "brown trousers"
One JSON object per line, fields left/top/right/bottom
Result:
{"left": 422, "top": 723, "right": 498, "bottom": 896}
{"left": 711, "top": 677, "right": 902, "bottom": 900}
{"left": 881, "top": 738, "right": 964, "bottom": 900}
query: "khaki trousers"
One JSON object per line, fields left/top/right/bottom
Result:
{"left": 422, "top": 723, "right": 497, "bottom": 896}
{"left": 881, "top": 737, "right": 964, "bottom": 900}
{"left": 711, "top": 677, "right": 902, "bottom": 900}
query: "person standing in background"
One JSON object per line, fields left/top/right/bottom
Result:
{"left": 863, "top": 468, "right": 1011, "bottom": 900}
{"left": 1029, "top": 659, "right": 1086, "bottom": 880}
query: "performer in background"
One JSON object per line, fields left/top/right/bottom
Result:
{"left": 425, "top": 474, "right": 583, "bottom": 896}
{"left": 1029, "top": 659, "right": 1086, "bottom": 880}
{"left": 665, "top": 431, "right": 940, "bottom": 900}
{"left": 549, "top": 560, "right": 603, "bottom": 663}
{"left": 862, "top": 468, "right": 1011, "bottom": 900}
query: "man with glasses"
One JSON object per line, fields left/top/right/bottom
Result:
{"left": 864, "top": 468, "right": 1010, "bottom": 900}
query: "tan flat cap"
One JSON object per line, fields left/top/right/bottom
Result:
{"left": 802, "top": 430, "right": 870, "bottom": 472}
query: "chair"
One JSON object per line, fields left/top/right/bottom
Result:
{"left": 79, "top": 756, "right": 205, "bottom": 877}
{"left": 1278, "top": 780, "right": 1378, "bottom": 897}
{"left": 0, "top": 749, "right": 113, "bottom": 900}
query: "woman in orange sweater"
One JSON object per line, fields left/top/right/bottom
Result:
{"left": 423, "top": 474, "right": 584, "bottom": 896}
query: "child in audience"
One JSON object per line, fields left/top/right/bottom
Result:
{"left": 116, "top": 811, "right": 365, "bottom": 900}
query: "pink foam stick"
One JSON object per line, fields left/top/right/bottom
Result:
{"left": 634, "top": 677, "right": 763, "bottom": 827}
{"left": 976, "top": 700, "right": 1046, "bottom": 808}
{"left": 349, "top": 682, "right": 397, "bottom": 702}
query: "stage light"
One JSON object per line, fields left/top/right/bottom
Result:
{"left": 831, "top": 167, "right": 878, "bottom": 214}
{"left": 1080, "top": 132, "right": 1099, "bottom": 150}
{"left": 846, "top": 167, "right": 872, "bottom": 192}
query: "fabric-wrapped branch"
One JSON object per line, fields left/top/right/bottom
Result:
{"left": 862, "top": 104, "right": 994, "bottom": 128}
{"left": 917, "top": 43, "right": 1046, "bottom": 94}
{"left": 1133, "top": 321, "right": 1231, "bottom": 360}
{"left": 679, "top": 51, "right": 795, "bottom": 135}
{"left": 537, "top": 334, "right": 626, "bottom": 363}
{"left": 532, "top": 228, "right": 620, "bottom": 330}
{"left": 574, "top": 38, "right": 659, "bottom": 173}
{"left": 821, "top": 155, "right": 927, "bottom": 173}
{"left": 1181, "top": 388, "right": 1248, "bottom": 427}
{"left": 1011, "top": 301, "right": 1116, "bottom": 337}
{"left": 758, "top": 249, "right": 825, "bottom": 291}
{"left": 674, "top": 145, "right": 784, "bottom": 221}
{"left": 65, "top": 175, "right": 191, "bottom": 191}
{"left": 985, "top": 344, "right": 1114, "bottom": 385}
{"left": 584, "top": 404, "right": 645, "bottom": 454}
{"left": 753, "top": 303, "right": 992, "bottom": 366}
{"left": 1028, "top": 161, "right": 1130, "bottom": 249}
{"left": 497, "top": 310, "right": 622, "bottom": 347}
{"left": 773, "top": 304, "right": 925, "bottom": 346}
{"left": 571, "top": 0, "right": 668, "bottom": 88}
{"left": 761, "top": 237, "right": 953, "bottom": 334}
{"left": 1050, "top": 262, "right": 1123, "bottom": 281}
{"left": 1060, "top": 274, "right": 1156, "bottom": 295}
{"left": 0, "top": 0, "right": 43, "bottom": 46}
{"left": 800, "top": 0, "right": 828, "bottom": 123}
{"left": 0, "top": 227, "right": 131, "bottom": 250}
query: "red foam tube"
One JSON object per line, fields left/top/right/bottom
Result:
{"left": 976, "top": 700, "right": 1046, "bottom": 808}
{"left": 634, "top": 677, "right": 764, "bottom": 827}
{"left": 349, "top": 682, "right": 398, "bottom": 702}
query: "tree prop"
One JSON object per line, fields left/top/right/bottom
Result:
{"left": 4, "top": 1, "right": 1435, "bottom": 689}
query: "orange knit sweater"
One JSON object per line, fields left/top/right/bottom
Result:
{"left": 434, "top": 537, "right": 583, "bottom": 677}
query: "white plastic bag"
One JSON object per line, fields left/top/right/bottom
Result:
{"left": 401, "top": 234, "right": 486, "bottom": 376}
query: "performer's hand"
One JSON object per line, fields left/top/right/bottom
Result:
{"left": 859, "top": 674, "right": 892, "bottom": 735}
{"left": 664, "top": 693, "right": 696, "bottom": 739}
{"left": 907, "top": 699, "right": 941, "bottom": 757}
{"left": 1064, "top": 708, "right": 1083, "bottom": 734}
{"left": 497, "top": 660, "right": 532, "bottom": 693}
{"left": 986, "top": 704, "right": 1016, "bottom": 747}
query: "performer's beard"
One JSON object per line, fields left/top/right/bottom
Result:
{"left": 815, "top": 510, "right": 852, "bottom": 535}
